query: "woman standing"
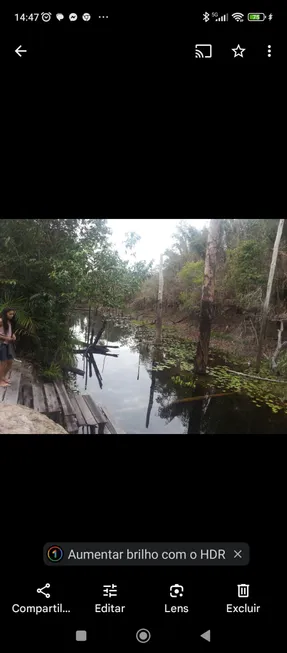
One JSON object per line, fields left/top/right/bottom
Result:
{"left": 0, "top": 308, "right": 16, "bottom": 387}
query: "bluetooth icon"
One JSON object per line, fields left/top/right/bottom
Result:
{"left": 203, "top": 12, "right": 210, "bottom": 22}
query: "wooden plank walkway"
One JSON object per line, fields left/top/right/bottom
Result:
{"left": 43, "top": 383, "right": 61, "bottom": 415}
{"left": 72, "top": 393, "right": 95, "bottom": 427}
{"left": 69, "top": 393, "right": 86, "bottom": 427}
{"left": 83, "top": 395, "right": 107, "bottom": 434}
{"left": 32, "top": 383, "right": 46, "bottom": 413}
{"left": 54, "top": 380, "right": 75, "bottom": 416}
{"left": 0, "top": 370, "right": 21, "bottom": 404}
{"left": 0, "top": 369, "right": 124, "bottom": 434}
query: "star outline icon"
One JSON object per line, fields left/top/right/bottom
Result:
{"left": 232, "top": 44, "right": 246, "bottom": 58}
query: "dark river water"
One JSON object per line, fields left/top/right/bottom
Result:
{"left": 72, "top": 312, "right": 287, "bottom": 435}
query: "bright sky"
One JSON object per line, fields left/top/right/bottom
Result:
{"left": 108, "top": 218, "right": 209, "bottom": 264}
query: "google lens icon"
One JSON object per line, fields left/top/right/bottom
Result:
{"left": 47, "top": 545, "right": 64, "bottom": 562}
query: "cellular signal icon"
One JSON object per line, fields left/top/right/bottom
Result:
{"left": 216, "top": 13, "right": 228, "bottom": 21}
{"left": 232, "top": 12, "right": 244, "bottom": 22}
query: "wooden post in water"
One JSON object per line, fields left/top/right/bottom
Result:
{"left": 255, "top": 218, "right": 285, "bottom": 372}
{"left": 93, "top": 320, "right": 107, "bottom": 346}
{"left": 90, "top": 354, "right": 103, "bottom": 389}
{"left": 155, "top": 254, "right": 164, "bottom": 346}
{"left": 85, "top": 353, "right": 88, "bottom": 390}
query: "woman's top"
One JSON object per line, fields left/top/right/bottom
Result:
{"left": 0, "top": 320, "right": 12, "bottom": 344}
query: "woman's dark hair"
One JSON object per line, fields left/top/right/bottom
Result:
{"left": 1, "top": 308, "right": 16, "bottom": 334}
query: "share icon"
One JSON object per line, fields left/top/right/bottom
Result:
{"left": 37, "top": 583, "right": 51, "bottom": 598}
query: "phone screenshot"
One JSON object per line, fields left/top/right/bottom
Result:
{"left": 4, "top": 5, "right": 285, "bottom": 651}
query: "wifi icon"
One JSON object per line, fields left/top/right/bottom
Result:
{"left": 232, "top": 12, "right": 244, "bottom": 21}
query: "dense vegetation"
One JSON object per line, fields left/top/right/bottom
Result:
{"left": 0, "top": 219, "right": 151, "bottom": 379}
{"left": 132, "top": 219, "right": 287, "bottom": 318}
{"left": 1, "top": 218, "right": 286, "bottom": 383}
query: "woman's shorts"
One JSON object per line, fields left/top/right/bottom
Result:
{"left": 0, "top": 344, "right": 13, "bottom": 361}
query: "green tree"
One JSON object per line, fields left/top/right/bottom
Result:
{"left": 178, "top": 260, "right": 204, "bottom": 313}
{"left": 225, "top": 240, "right": 268, "bottom": 294}
{"left": 123, "top": 231, "right": 141, "bottom": 256}
{"left": 0, "top": 219, "right": 151, "bottom": 378}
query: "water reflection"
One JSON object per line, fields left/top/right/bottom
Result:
{"left": 71, "top": 313, "right": 287, "bottom": 435}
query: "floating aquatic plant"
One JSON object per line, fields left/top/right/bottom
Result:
{"left": 208, "top": 365, "right": 287, "bottom": 414}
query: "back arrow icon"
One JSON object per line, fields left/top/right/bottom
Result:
{"left": 201, "top": 630, "right": 211, "bottom": 642}
{"left": 15, "top": 45, "right": 27, "bottom": 57}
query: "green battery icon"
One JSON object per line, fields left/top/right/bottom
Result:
{"left": 248, "top": 13, "right": 266, "bottom": 21}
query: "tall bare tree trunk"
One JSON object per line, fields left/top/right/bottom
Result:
{"left": 194, "top": 218, "right": 221, "bottom": 374}
{"left": 155, "top": 254, "right": 164, "bottom": 345}
{"left": 271, "top": 321, "right": 287, "bottom": 371}
{"left": 255, "top": 218, "right": 285, "bottom": 372}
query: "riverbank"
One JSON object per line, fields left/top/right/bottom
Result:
{"left": 128, "top": 309, "right": 279, "bottom": 363}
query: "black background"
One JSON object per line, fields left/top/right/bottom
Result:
{"left": 4, "top": 3, "right": 286, "bottom": 650}
{"left": 5, "top": 5, "right": 285, "bottom": 218}
{"left": 8, "top": 438, "right": 283, "bottom": 649}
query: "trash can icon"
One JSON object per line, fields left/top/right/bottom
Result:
{"left": 237, "top": 584, "right": 249, "bottom": 598}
